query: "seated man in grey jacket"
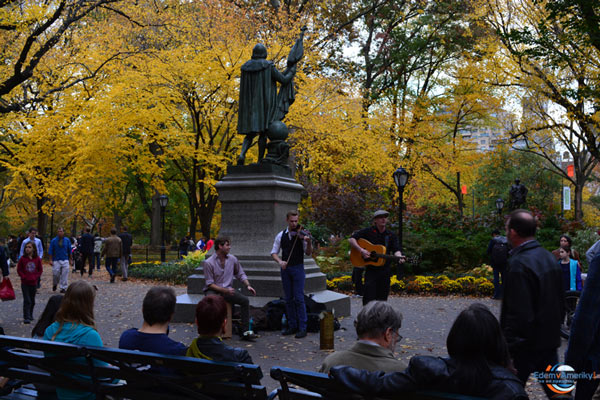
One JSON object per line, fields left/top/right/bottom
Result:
{"left": 320, "top": 301, "right": 406, "bottom": 373}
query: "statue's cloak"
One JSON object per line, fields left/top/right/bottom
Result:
{"left": 237, "top": 59, "right": 278, "bottom": 134}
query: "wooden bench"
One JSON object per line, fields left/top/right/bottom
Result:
{"left": 0, "top": 335, "right": 267, "bottom": 400}
{"left": 268, "top": 366, "right": 486, "bottom": 400}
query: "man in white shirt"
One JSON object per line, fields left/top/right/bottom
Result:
{"left": 271, "top": 210, "right": 312, "bottom": 339}
{"left": 19, "top": 227, "right": 43, "bottom": 261}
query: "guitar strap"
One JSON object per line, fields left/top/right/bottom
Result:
{"left": 384, "top": 232, "right": 390, "bottom": 254}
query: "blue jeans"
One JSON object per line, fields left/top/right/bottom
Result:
{"left": 21, "top": 284, "right": 36, "bottom": 320}
{"left": 281, "top": 264, "right": 306, "bottom": 332}
{"left": 94, "top": 252, "right": 101, "bottom": 270}
{"left": 493, "top": 268, "right": 503, "bottom": 299}
{"left": 105, "top": 257, "right": 118, "bottom": 276}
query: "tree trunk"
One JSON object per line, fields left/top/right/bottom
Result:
{"left": 70, "top": 218, "right": 77, "bottom": 240}
{"left": 456, "top": 172, "right": 464, "bottom": 217}
{"left": 574, "top": 180, "right": 584, "bottom": 221}
{"left": 36, "top": 197, "right": 49, "bottom": 250}
{"left": 198, "top": 198, "right": 216, "bottom": 239}
{"left": 150, "top": 194, "right": 162, "bottom": 246}
{"left": 113, "top": 212, "right": 122, "bottom": 233}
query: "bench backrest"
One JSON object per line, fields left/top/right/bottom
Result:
{"left": 269, "top": 366, "right": 487, "bottom": 400}
{"left": 0, "top": 335, "right": 267, "bottom": 400}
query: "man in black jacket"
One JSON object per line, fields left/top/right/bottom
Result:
{"left": 80, "top": 227, "right": 95, "bottom": 277}
{"left": 501, "top": 209, "right": 563, "bottom": 398}
{"left": 118, "top": 226, "right": 133, "bottom": 281}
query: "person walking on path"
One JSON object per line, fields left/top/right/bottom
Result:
{"left": 558, "top": 246, "right": 582, "bottom": 292}
{"left": 79, "top": 227, "right": 95, "bottom": 277}
{"left": 486, "top": 229, "right": 509, "bottom": 300}
{"left": 551, "top": 234, "right": 580, "bottom": 261}
{"left": 501, "top": 209, "right": 563, "bottom": 398}
{"left": 19, "top": 228, "right": 43, "bottom": 261}
{"left": 93, "top": 233, "right": 103, "bottom": 271}
{"left": 565, "top": 252, "right": 600, "bottom": 399}
{"left": 17, "top": 242, "right": 43, "bottom": 324}
{"left": 48, "top": 228, "right": 72, "bottom": 293}
{"left": 348, "top": 210, "right": 405, "bottom": 306}
{"left": 586, "top": 231, "right": 600, "bottom": 264}
{"left": 118, "top": 226, "right": 132, "bottom": 281}
{"left": 271, "top": 210, "right": 313, "bottom": 339}
{"left": 203, "top": 237, "right": 256, "bottom": 336}
{"left": 102, "top": 229, "right": 122, "bottom": 283}
{"left": 0, "top": 240, "right": 9, "bottom": 278}
{"left": 7, "top": 235, "right": 18, "bottom": 267}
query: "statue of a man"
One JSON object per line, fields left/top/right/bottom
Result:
{"left": 236, "top": 44, "right": 297, "bottom": 165}
{"left": 509, "top": 178, "right": 528, "bottom": 210}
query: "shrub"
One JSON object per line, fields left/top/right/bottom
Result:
{"left": 441, "top": 279, "right": 462, "bottom": 293}
{"left": 325, "top": 273, "right": 494, "bottom": 297}
{"left": 573, "top": 228, "right": 598, "bottom": 271}
{"left": 390, "top": 276, "right": 405, "bottom": 293}
{"left": 477, "top": 281, "right": 494, "bottom": 296}
{"left": 466, "top": 265, "right": 493, "bottom": 280}
{"left": 326, "top": 275, "right": 353, "bottom": 292}
{"left": 181, "top": 251, "right": 206, "bottom": 268}
{"left": 412, "top": 276, "right": 433, "bottom": 292}
{"left": 129, "top": 261, "right": 197, "bottom": 284}
{"left": 455, "top": 276, "right": 477, "bottom": 294}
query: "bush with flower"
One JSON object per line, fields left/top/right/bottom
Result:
{"left": 181, "top": 251, "right": 206, "bottom": 268}
{"left": 326, "top": 271, "right": 494, "bottom": 297}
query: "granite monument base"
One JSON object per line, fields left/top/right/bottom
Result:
{"left": 173, "top": 164, "right": 350, "bottom": 323}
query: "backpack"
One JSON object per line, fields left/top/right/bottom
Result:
{"left": 264, "top": 299, "right": 287, "bottom": 331}
{"left": 491, "top": 237, "right": 509, "bottom": 270}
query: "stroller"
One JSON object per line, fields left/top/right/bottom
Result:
{"left": 72, "top": 245, "right": 84, "bottom": 275}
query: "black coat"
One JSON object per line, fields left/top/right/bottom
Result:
{"left": 330, "top": 356, "right": 527, "bottom": 400}
{"left": 118, "top": 232, "right": 133, "bottom": 256}
{"left": 500, "top": 240, "right": 564, "bottom": 354}
{"left": 79, "top": 233, "right": 95, "bottom": 255}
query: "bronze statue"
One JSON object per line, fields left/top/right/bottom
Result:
{"left": 509, "top": 179, "right": 528, "bottom": 210}
{"left": 237, "top": 27, "right": 306, "bottom": 166}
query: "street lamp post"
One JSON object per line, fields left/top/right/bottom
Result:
{"left": 158, "top": 194, "right": 169, "bottom": 262}
{"left": 392, "top": 167, "right": 410, "bottom": 252}
{"left": 495, "top": 198, "right": 504, "bottom": 226}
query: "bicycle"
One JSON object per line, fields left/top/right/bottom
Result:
{"left": 560, "top": 290, "right": 581, "bottom": 339}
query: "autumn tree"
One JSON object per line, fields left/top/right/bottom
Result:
{"left": 508, "top": 96, "right": 597, "bottom": 220}
{"left": 478, "top": 0, "right": 600, "bottom": 165}
{"left": 0, "top": 0, "right": 138, "bottom": 114}
{"left": 408, "top": 61, "right": 511, "bottom": 215}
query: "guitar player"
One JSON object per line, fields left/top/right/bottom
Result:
{"left": 348, "top": 210, "right": 405, "bottom": 305}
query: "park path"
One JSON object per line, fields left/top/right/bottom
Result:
{"left": 0, "top": 263, "right": 558, "bottom": 398}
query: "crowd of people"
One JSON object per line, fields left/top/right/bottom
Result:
{"left": 2, "top": 208, "right": 600, "bottom": 399}
{"left": 1, "top": 226, "right": 134, "bottom": 323}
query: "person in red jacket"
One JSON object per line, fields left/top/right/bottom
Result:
{"left": 17, "top": 242, "right": 43, "bottom": 324}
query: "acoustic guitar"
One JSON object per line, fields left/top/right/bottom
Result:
{"left": 350, "top": 238, "right": 405, "bottom": 267}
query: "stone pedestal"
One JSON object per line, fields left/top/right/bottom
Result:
{"left": 173, "top": 164, "right": 350, "bottom": 323}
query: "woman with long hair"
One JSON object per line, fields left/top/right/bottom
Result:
{"left": 32, "top": 295, "right": 64, "bottom": 338}
{"left": 43, "top": 280, "right": 103, "bottom": 400}
{"left": 17, "top": 242, "right": 43, "bottom": 324}
{"left": 552, "top": 234, "right": 580, "bottom": 261}
{"left": 30, "top": 294, "right": 64, "bottom": 395}
{"left": 331, "top": 303, "right": 527, "bottom": 399}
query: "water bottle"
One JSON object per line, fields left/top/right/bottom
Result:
{"left": 249, "top": 317, "right": 253, "bottom": 333}
{"left": 281, "top": 313, "right": 287, "bottom": 330}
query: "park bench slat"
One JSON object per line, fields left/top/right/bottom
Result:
{"left": 0, "top": 335, "right": 267, "bottom": 400}
{"left": 269, "top": 366, "right": 487, "bottom": 400}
